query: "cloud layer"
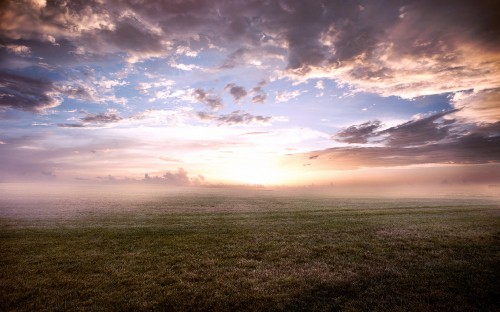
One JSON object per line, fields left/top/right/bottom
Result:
{"left": 1, "top": 0, "right": 499, "bottom": 117}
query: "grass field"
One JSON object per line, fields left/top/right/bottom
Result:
{"left": 1, "top": 185, "right": 499, "bottom": 311}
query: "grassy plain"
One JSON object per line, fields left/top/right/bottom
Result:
{"left": 1, "top": 185, "right": 499, "bottom": 311}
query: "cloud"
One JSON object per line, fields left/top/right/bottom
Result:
{"left": 379, "top": 110, "right": 458, "bottom": 147}
{"left": 252, "top": 80, "right": 267, "bottom": 91}
{"left": 216, "top": 110, "right": 272, "bottom": 126}
{"left": 193, "top": 88, "right": 224, "bottom": 111}
{"left": 335, "top": 120, "right": 382, "bottom": 144}
{"left": 334, "top": 110, "right": 459, "bottom": 146}
{"left": 55, "top": 67, "right": 128, "bottom": 105}
{"left": 301, "top": 121, "right": 500, "bottom": 170}
{"left": 0, "top": 0, "right": 279, "bottom": 66}
{"left": 3, "top": 44, "right": 31, "bottom": 55}
{"left": 277, "top": 0, "right": 500, "bottom": 118}
{"left": 144, "top": 168, "right": 205, "bottom": 186}
{"left": 224, "top": 83, "right": 247, "bottom": 102}
{"left": 58, "top": 84, "right": 97, "bottom": 102}
{"left": 251, "top": 80, "right": 267, "bottom": 103}
{"left": 0, "top": 0, "right": 114, "bottom": 41}
{"left": 168, "top": 58, "right": 201, "bottom": 71}
{"left": 0, "top": 71, "right": 61, "bottom": 112}
{"left": 159, "top": 156, "right": 181, "bottom": 163}
{"left": 275, "top": 90, "right": 301, "bottom": 102}
{"left": 81, "top": 112, "right": 123, "bottom": 124}
{"left": 251, "top": 94, "right": 267, "bottom": 104}
{"left": 219, "top": 46, "right": 284, "bottom": 69}
{"left": 220, "top": 47, "right": 251, "bottom": 69}
{"left": 195, "top": 111, "right": 214, "bottom": 121}
{"left": 58, "top": 112, "right": 123, "bottom": 128}
{"left": 195, "top": 110, "right": 274, "bottom": 126}
{"left": 0, "top": 1, "right": 165, "bottom": 64}
{"left": 2, "top": 0, "right": 497, "bottom": 101}
{"left": 451, "top": 88, "right": 500, "bottom": 123}
{"left": 136, "top": 79, "right": 175, "bottom": 94}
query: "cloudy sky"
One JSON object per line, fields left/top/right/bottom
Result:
{"left": 1, "top": 0, "right": 499, "bottom": 186}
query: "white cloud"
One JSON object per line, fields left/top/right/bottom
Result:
{"left": 4, "top": 44, "right": 31, "bottom": 55}
{"left": 175, "top": 46, "right": 200, "bottom": 57}
{"left": 97, "top": 79, "right": 127, "bottom": 89}
{"left": 169, "top": 59, "right": 201, "bottom": 71}
{"left": 275, "top": 90, "right": 302, "bottom": 102}
{"left": 450, "top": 88, "right": 500, "bottom": 123}
{"left": 136, "top": 79, "right": 176, "bottom": 94}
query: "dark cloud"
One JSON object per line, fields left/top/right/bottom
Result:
{"left": 251, "top": 94, "right": 266, "bottom": 104}
{"left": 335, "top": 110, "right": 458, "bottom": 146}
{"left": 3, "top": 0, "right": 496, "bottom": 114}
{"left": 2, "top": 0, "right": 498, "bottom": 67}
{"left": 252, "top": 80, "right": 267, "bottom": 91}
{"left": 335, "top": 120, "right": 382, "bottom": 144}
{"left": 302, "top": 122, "right": 500, "bottom": 170}
{"left": 0, "top": 71, "right": 60, "bottom": 112}
{"left": 379, "top": 110, "right": 458, "bottom": 147}
{"left": 279, "top": 0, "right": 500, "bottom": 68}
{"left": 195, "top": 111, "right": 215, "bottom": 121}
{"left": 220, "top": 47, "right": 251, "bottom": 69}
{"left": 250, "top": 80, "right": 267, "bottom": 104}
{"left": 216, "top": 110, "right": 272, "bottom": 126}
{"left": 193, "top": 88, "right": 223, "bottom": 112}
{"left": 195, "top": 110, "right": 273, "bottom": 126}
{"left": 57, "top": 112, "right": 123, "bottom": 128}
{"left": 81, "top": 112, "right": 123, "bottom": 124}
{"left": 224, "top": 83, "right": 247, "bottom": 102}
{"left": 79, "top": 17, "right": 166, "bottom": 61}
{"left": 275, "top": 0, "right": 500, "bottom": 110}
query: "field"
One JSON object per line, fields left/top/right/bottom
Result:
{"left": 1, "top": 184, "right": 499, "bottom": 311}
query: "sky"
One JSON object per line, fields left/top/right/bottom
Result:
{"left": 0, "top": 0, "right": 499, "bottom": 187}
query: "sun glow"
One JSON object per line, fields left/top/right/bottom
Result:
{"left": 218, "top": 154, "right": 296, "bottom": 186}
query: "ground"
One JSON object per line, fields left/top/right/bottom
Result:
{"left": 1, "top": 185, "right": 499, "bottom": 311}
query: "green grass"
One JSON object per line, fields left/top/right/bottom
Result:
{"left": 1, "top": 192, "right": 499, "bottom": 311}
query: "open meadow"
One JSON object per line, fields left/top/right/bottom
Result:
{"left": 1, "top": 184, "right": 499, "bottom": 311}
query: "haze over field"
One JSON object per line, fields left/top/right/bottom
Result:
{"left": 1, "top": 0, "right": 499, "bottom": 187}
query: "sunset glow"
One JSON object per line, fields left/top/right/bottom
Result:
{"left": 0, "top": 0, "right": 499, "bottom": 187}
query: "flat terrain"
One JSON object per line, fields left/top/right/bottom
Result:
{"left": 1, "top": 184, "right": 499, "bottom": 311}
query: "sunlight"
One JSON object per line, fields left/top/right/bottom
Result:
{"left": 219, "top": 155, "right": 292, "bottom": 186}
